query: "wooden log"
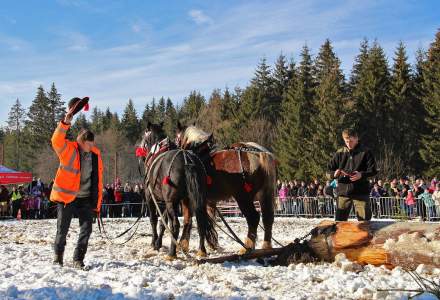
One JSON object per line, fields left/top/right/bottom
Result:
{"left": 308, "top": 221, "right": 440, "bottom": 270}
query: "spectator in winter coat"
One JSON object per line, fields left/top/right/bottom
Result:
{"left": 0, "top": 185, "right": 10, "bottom": 216}
{"left": 405, "top": 188, "right": 416, "bottom": 218}
{"left": 418, "top": 188, "right": 436, "bottom": 220}
{"left": 327, "top": 128, "right": 377, "bottom": 221}
{"left": 432, "top": 183, "right": 440, "bottom": 218}
{"left": 278, "top": 183, "right": 289, "bottom": 213}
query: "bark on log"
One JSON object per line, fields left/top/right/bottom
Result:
{"left": 308, "top": 221, "right": 440, "bottom": 270}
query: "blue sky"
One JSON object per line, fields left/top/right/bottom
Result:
{"left": 0, "top": 0, "right": 439, "bottom": 125}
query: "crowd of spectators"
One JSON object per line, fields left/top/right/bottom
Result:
{"left": 276, "top": 177, "right": 440, "bottom": 220}
{"left": 0, "top": 177, "right": 147, "bottom": 219}
{"left": 101, "top": 178, "right": 146, "bottom": 218}
{"left": 0, "top": 177, "right": 53, "bottom": 219}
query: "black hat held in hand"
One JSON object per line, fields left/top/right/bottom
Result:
{"left": 68, "top": 97, "right": 90, "bottom": 116}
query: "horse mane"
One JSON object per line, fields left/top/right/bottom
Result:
{"left": 244, "top": 142, "right": 272, "bottom": 154}
{"left": 184, "top": 126, "right": 211, "bottom": 145}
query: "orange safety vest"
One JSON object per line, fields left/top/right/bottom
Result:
{"left": 50, "top": 121, "right": 103, "bottom": 212}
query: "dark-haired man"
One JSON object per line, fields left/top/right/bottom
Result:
{"left": 328, "top": 128, "right": 377, "bottom": 221}
{"left": 51, "top": 99, "right": 103, "bottom": 269}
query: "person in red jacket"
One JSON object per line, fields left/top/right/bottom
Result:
{"left": 51, "top": 98, "right": 103, "bottom": 269}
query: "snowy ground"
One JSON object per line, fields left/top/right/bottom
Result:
{"left": 0, "top": 217, "right": 439, "bottom": 300}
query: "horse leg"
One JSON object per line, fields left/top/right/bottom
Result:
{"left": 235, "top": 192, "right": 259, "bottom": 254}
{"left": 155, "top": 209, "right": 167, "bottom": 250}
{"left": 257, "top": 189, "right": 274, "bottom": 250}
{"left": 165, "top": 202, "right": 180, "bottom": 260}
{"left": 179, "top": 199, "right": 192, "bottom": 253}
{"left": 147, "top": 196, "right": 159, "bottom": 249}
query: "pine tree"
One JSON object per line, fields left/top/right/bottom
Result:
{"left": 274, "top": 45, "right": 316, "bottom": 179}
{"left": 164, "top": 98, "right": 177, "bottom": 137}
{"left": 389, "top": 42, "right": 420, "bottom": 174}
{"left": 102, "top": 107, "right": 113, "bottom": 131}
{"left": 121, "top": 99, "right": 140, "bottom": 144}
{"left": 157, "top": 97, "right": 166, "bottom": 121}
{"left": 349, "top": 38, "right": 369, "bottom": 92}
{"left": 309, "top": 39, "right": 346, "bottom": 177}
{"left": 420, "top": 30, "right": 440, "bottom": 176}
{"left": 221, "top": 88, "right": 237, "bottom": 120}
{"left": 251, "top": 57, "right": 280, "bottom": 122}
{"left": 90, "top": 106, "right": 104, "bottom": 134}
{"left": 27, "top": 85, "right": 53, "bottom": 148}
{"left": 351, "top": 41, "right": 391, "bottom": 156}
{"left": 180, "top": 91, "right": 206, "bottom": 123}
{"left": 273, "top": 53, "right": 289, "bottom": 95}
{"left": 46, "top": 83, "right": 65, "bottom": 131}
{"left": 7, "top": 99, "right": 26, "bottom": 169}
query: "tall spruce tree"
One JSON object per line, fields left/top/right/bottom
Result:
{"left": 351, "top": 41, "right": 391, "bottom": 156}
{"left": 273, "top": 53, "right": 289, "bottom": 96}
{"left": 7, "top": 99, "right": 26, "bottom": 169}
{"left": 275, "top": 45, "right": 316, "bottom": 179}
{"left": 90, "top": 106, "right": 104, "bottom": 134}
{"left": 27, "top": 85, "right": 53, "bottom": 147}
{"left": 389, "top": 42, "right": 420, "bottom": 174}
{"left": 420, "top": 30, "right": 440, "bottom": 176}
{"left": 121, "top": 99, "right": 140, "bottom": 144}
{"left": 102, "top": 107, "right": 113, "bottom": 131}
{"left": 157, "top": 97, "right": 166, "bottom": 122}
{"left": 164, "top": 98, "right": 177, "bottom": 137}
{"left": 310, "top": 39, "right": 346, "bottom": 177}
{"left": 251, "top": 57, "right": 280, "bottom": 122}
{"left": 46, "top": 83, "right": 65, "bottom": 131}
{"left": 180, "top": 91, "right": 206, "bottom": 123}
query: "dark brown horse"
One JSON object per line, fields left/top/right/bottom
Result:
{"left": 176, "top": 122, "right": 277, "bottom": 253}
{"left": 141, "top": 122, "right": 217, "bottom": 259}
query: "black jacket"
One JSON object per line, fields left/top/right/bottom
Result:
{"left": 328, "top": 144, "right": 377, "bottom": 196}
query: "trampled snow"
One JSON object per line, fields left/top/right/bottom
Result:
{"left": 0, "top": 217, "right": 439, "bottom": 299}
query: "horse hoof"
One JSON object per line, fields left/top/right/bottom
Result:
{"left": 238, "top": 237, "right": 255, "bottom": 255}
{"left": 179, "top": 240, "right": 189, "bottom": 253}
{"left": 197, "top": 250, "right": 207, "bottom": 257}
{"left": 164, "top": 255, "right": 177, "bottom": 261}
{"left": 261, "top": 241, "right": 272, "bottom": 250}
{"left": 238, "top": 247, "right": 252, "bottom": 255}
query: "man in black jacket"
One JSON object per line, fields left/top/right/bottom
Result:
{"left": 328, "top": 128, "right": 377, "bottom": 221}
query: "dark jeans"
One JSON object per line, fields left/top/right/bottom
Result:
{"left": 12, "top": 200, "right": 22, "bottom": 218}
{"left": 54, "top": 197, "right": 93, "bottom": 261}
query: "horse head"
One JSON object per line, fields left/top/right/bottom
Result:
{"left": 141, "top": 121, "right": 166, "bottom": 152}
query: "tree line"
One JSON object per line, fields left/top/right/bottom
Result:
{"left": 1, "top": 29, "right": 440, "bottom": 183}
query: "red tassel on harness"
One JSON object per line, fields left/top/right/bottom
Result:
{"left": 244, "top": 182, "right": 253, "bottom": 193}
{"left": 162, "top": 176, "right": 171, "bottom": 185}
{"left": 84, "top": 103, "right": 89, "bottom": 111}
{"left": 135, "top": 147, "right": 147, "bottom": 157}
{"left": 206, "top": 175, "right": 212, "bottom": 186}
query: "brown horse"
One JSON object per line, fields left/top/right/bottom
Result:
{"left": 176, "top": 122, "right": 277, "bottom": 253}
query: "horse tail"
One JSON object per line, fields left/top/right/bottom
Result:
{"left": 184, "top": 154, "right": 218, "bottom": 249}
{"left": 259, "top": 152, "right": 277, "bottom": 209}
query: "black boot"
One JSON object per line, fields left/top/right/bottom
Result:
{"left": 53, "top": 252, "right": 64, "bottom": 266}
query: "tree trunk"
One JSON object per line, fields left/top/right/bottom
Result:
{"left": 308, "top": 221, "right": 440, "bottom": 270}
{"left": 199, "top": 221, "right": 440, "bottom": 270}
